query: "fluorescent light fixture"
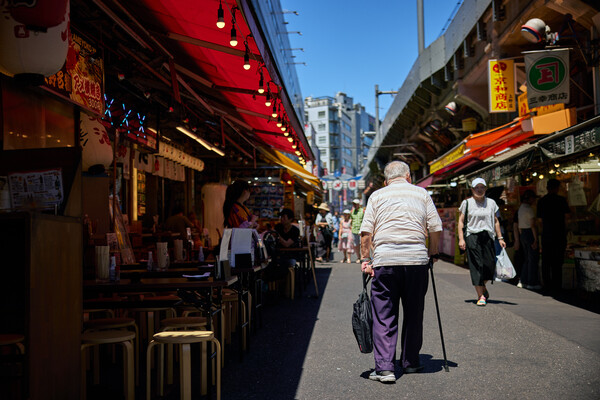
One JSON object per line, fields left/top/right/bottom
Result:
{"left": 177, "top": 126, "right": 213, "bottom": 150}
{"left": 211, "top": 147, "right": 225, "bottom": 157}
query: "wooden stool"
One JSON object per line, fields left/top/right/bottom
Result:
{"left": 146, "top": 331, "right": 221, "bottom": 400}
{"left": 160, "top": 317, "right": 208, "bottom": 391}
{"left": 81, "top": 330, "right": 135, "bottom": 400}
{"left": 83, "top": 317, "right": 139, "bottom": 385}
{"left": 0, "top": 334, "right": 25, "bottom": 354}
{"left": 222, "top": 291, "right": 247, "bottom": 352}
{"left": 0, "top": 334, "right": 26, "bottom": 398}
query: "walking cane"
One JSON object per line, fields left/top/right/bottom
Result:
{"left": 429, "top": 256, "right": 449, "bottom": 372}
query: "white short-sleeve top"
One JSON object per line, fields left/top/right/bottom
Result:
{"left": 459, "top": 197, "right": 498, "bottom": 239}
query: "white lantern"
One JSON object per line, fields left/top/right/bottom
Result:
{"left": 0, "top": 1, "right": 70, "bottom": 82}
{"left": 80, "top": 113, "right": 113, "bottom": 172}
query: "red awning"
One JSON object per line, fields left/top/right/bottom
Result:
{"left": 133, "top": 0, "right": 312, "bottom": 160}
{"left": 432, "top": 117, "right": 534, "bottom": 179}
{"left": 416, "top": 174, "right": 434, "bottom": 188}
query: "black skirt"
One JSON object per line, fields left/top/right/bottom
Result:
{"left": 465, "top": 231, "right": 496, "bottom": 286}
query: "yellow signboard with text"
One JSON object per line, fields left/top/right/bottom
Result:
{"left": 488, "top": 59, "right": 516, "bottom": 113}
{"left": 518, "top": 92, "right": 564, "bottom": 117}
{"left": 429, "top": 143, "right": 466, "bottom": 174}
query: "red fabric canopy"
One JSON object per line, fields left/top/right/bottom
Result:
{"left": 136, "top": 0, "right": 311, "bottom": 160}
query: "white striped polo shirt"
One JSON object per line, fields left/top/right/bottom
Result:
{"left": 360, "top": 179, "right": 443, "bottom": 266}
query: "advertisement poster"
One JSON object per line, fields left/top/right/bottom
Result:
{"left": 488, "top": 59, "right": 516, "bottom": 112}
{"left": 44, "top": 30, "right": 104, "bottom": 114}
{"left": 524, "top": 49, "right": 570, "bottom": 108}
{"left": 8, "top": 169, "right": 63, "bottom": 210}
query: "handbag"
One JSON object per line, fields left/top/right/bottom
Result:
{"left": 352, "top": 273, "right": 373, "bottom": 354}
{"left": 495, "top": 248, "right": 516, "bottom": 280}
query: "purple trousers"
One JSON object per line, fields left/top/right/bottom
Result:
{"left": 371, "top": 264, "right": 429, "bottom": 372}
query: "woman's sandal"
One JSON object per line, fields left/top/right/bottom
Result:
{"left": 476, "top": 296, "right": 487, "bottom": 306}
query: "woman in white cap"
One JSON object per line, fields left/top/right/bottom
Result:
{"left": 315, "top": 202, "right": 334, "bottom": 262}
{"left": 338, "top": 209, "right": 354, "bottom": 263}
{"left": 458, "top": 177, "right": 506, "bottom": 306}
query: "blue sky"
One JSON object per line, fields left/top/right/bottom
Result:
{"left": 280, "top": 0, "right": 461, "bottom": 118}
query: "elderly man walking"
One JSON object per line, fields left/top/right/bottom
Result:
{"left": 360, "top": 161, "right": 442, "bottom": 383}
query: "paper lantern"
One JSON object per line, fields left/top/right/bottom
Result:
{"left": 0, "top": 0, "right": 69, "bottom": 82}
{"left": 9, "top": 0, "right": 69, "bottom": 30}
{"left": 80, "top": 114, "right": 113, "bottom": 172}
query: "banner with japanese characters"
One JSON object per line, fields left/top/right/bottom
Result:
{"left": 524, "top": 49, "right": 569, "bottom": 109}
{"left": 488, "top": 59, "right": 516, "bottom": 113}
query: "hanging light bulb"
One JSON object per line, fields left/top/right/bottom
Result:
{"left": 282, "top": 124, "right": 288, "bottom": 133}
{"left": 287, "top": 137, "right": 294, "bottom": 143}
{"left": 258, "top": 70, "right": 264, "bottom": 94}
{"left": 243, "top": 42, "right": 251, "bottom": 70}
{"left": 271, "top": 103, "right": 278, "bottom": 118}
{"left": 295, "top": 150, "right": 301, "bottom": 156}
{"left": 292, "top": 141, "right": 297, "bottom": 149}
{"left": 230, "top": 26, "right": 238, "bottom": 47}
{"left": 265, "top": 90, "right": 272, "bottom": 107}
{"left": 276, "top": 115, "right": 282, "bottom": 127}
{"left": 216, "top": 1, "right": 225, "bottom": 28}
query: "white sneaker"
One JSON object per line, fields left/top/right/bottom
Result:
{"left": 369, "top": 370, "right": 396, "bottom": 383}
{"left": 517, "top": 282, "right": 523, "bottom": 288}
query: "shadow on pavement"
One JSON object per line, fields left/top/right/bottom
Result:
{"left": 358, "top": 353, "right": 459, "bottom": 380}
{"left": 220, "top": 266, "right": 333, "bottom": 399}
{"left": 464, "top": 299, "right": 518, "bottom": 305}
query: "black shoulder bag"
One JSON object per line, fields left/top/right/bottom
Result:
{"left": 352, "top": 273, "right": 373, "bottom": 353}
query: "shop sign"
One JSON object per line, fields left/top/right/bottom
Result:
{"left": 357, "top": 180, "right": 365, "bottom": 189}
{"left": 348, "top": 180, "right": 357, "bottom": 190}
{"left": 44, "top": 30, "right": 104, "bottom": 114}
{"left": 488, "top": 59, "right": 516, "bottom": 113}
{"left": 332, "top": 180, "right": 342, "bottom": 191}
{"left": 524, "top": 49, "right": 569, "bottom": 109}
{"left": 518, "top": 92, "right": 564, "bottom": 117}
{"left": 429, "top": 143, "right": 466, "bottom": 174}
{"left": 8, "top": 168, "right": 64, "bottom": 210}
{"left": 539, "top": 125, "right": 600, "bottom": 159}
{"left": 322, "top": 181, "right": 328, "bottom": 190}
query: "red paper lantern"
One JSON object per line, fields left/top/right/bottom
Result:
{"left": 9, "top": 0, "right": 69, "bottom": 30}
{"left": 0, "top": 0, "right": 69, "bottom": 82}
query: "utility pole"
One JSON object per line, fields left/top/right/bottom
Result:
{"left": 374, "top": 84, "right": 398, "bottom": 141}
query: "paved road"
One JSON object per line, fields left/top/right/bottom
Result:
{"left": 222, "top": 254, "right": 600, "bottom": 400}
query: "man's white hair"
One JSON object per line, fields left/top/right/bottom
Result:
{"left": 384, "top": 161, "right": 410, "bottom": 181}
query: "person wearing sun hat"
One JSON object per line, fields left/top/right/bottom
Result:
{"left": 338, "top": 209, "right": 354, "bottom": 263}
{"left": 315, "top": 202, "right": 334, "bottom": 262}
{"left": 458, "top": 177, "right": 506, "bottom": 306}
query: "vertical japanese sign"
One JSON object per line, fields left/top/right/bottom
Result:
{"left": 44, "top": 30, "right": 104, "bottom": 114}
{"left": 524, "top": 49, "right": 569, "bottom": 108}
{"left": 488, "top": 59, "right": 516, "bottom": 113}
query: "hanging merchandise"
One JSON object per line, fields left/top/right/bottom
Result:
{"left": 536, "top": 176, "right": 548, "bottom": 197}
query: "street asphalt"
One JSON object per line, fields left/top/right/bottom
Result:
{"left": 221, "top": 251, "right": 600, "bottom": 400}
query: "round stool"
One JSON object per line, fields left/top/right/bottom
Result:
{"left": 160, "top": 317, "right": 208, "bottom": 389}
{"left": 146, "top": 331, "right": 221, "bottom": 400}
{"left": 83, "top": 317, "right": 139, "bottom": 385}
{"left": 0, "top": 334, "right": 25, "bottom": 354}
{"left": 81, "top": 330, "right": 135, "bottom": 400}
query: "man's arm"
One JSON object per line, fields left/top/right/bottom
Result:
{"left": 428, "top": 231, "right": 441, "bottom": 257}
{"left": 360, "top": 232, "right": 374, "bottom": 276}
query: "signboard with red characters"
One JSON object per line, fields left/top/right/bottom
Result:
{"left": 44, "top": 29, "right": 104, "bottom": 115}
{"left": 488, "top": 59, "right": 516, "bottom": 113}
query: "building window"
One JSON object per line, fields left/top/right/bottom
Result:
{"left": 318, "top": 123, "right": 326, "bottom": 131}
{"left": 318, "top": 111, "right": 326, "bottom": 118}
{"left": 343, "top": 134, "right": 352, "bottom": 144}
{"left": 318, "top": 135, "right": 327, "bottom": 144}
{"left": 342, "top": 121, "right": 351, "bottom": 131}
{"left": 343, "top": 148, "right": 352, "bottom": 156}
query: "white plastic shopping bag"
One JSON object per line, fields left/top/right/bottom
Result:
{"left": 495, "top": 248, "right": 516, "bottom": 280}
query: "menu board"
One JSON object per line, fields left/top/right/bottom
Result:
{"left": 246, "top": 184, "right": 284, "bottom": 219}
{"left": 8, "top": 168, "right": 64, "bottom": 210}
{"left": 137, "top": 171, "right": 146, "bottom": 216}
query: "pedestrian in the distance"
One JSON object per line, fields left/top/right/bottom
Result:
{"left": 360, "top": 161, "right": 442, "bottom": 383}
{"left": 518, "top": 189, "right": 541, "bottom": 290}
{"left": 338, "top": 209, "right": 354, "bottom": 263}
{"left": 457, "top": 178, "right": 506, "bottom": 306}
{"left": 315, "top": 203, "right": 334, "bottom": 262}
{"left": 350, "top": 198, "right": 364, "bottom": 263}
{"left": 537, "top": 179, "right": 570, "bottom": 295}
